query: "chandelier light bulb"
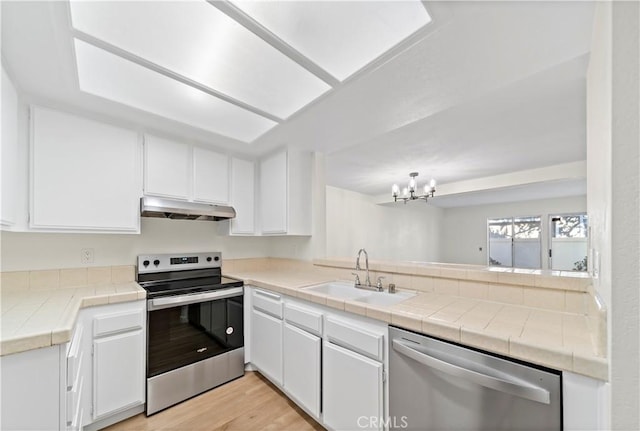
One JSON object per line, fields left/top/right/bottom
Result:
{"left": 392, "top": 184, "right": 399, "bottom": 197}
{"left": 408, "top": 177, "right": 416, "bottom": 192}
{"left": 402, "top": 187, "right": 409, "bottom": 198}
{"left": 429, "top": 178, "right": 437, "bottom": 190}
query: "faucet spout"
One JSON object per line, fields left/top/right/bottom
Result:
{"left": 355, "top": 249, "right": 371, "bottom": 287}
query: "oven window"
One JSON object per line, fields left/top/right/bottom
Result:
{"left": 147, "top": 295, "right": 243, "bottom": 377}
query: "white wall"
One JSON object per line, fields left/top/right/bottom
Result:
{"left": 587, "top": 1, "right": 613, "bottom": 312}
{"left": 0, "top": 218, "right": 316, "bottom": 271}
{"left": 609, "top": 1, "right": 640, "bottom": 429}
{"left": 586, "top": 2, "right": 640, "bottom": 429}
{"left": 440, "top": 196, "right": 586, "bottom": 268}
{"left": 586, "top": 2, "right": 614, "bottom": 425}
{"left": 325, "top": 186, "right": 443, "bottom": 262}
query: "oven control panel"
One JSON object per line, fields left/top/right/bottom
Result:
{"left": 137, "top": 252, "right": 221, "bottom": 273}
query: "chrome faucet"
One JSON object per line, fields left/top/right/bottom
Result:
{"left": 355, "top": 248, "right": 373, "bottom": 289}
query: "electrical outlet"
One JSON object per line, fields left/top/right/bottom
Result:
{"left": 81, "top": 248, "right": 94, "bottom": 264}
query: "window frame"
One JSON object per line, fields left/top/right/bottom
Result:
{"left": 486, "top": 215, "right": 543, "bottom": 269}
{"left": 547, "top": 212, "right": 589, "bottom": 272}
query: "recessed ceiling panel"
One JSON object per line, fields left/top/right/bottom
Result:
{"left": 230, "top": 0, "right": 431, "bottom": 81}
{"left": 69, "top": 1, "right": 330, "bottom": 119}
{"left": 73, "top": 39, "right": 277, "bottom": 142}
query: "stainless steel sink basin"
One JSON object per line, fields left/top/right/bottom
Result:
{"left": 303, "top": 281, "right": 415, "bottom": 306}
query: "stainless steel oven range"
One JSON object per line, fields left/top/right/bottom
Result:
{"left": 137, "top": 252, "right": 244, "bottom": 415}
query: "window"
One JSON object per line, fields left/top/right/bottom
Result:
{"left": 549, "top": 214, "right": 588, "bottom": 271}
{"left": 488, "top": 216, "right": 542, "bottom": 269}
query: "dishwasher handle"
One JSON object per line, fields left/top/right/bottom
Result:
{"left": 392, "top": 339, "right": 551, "bottom": 405}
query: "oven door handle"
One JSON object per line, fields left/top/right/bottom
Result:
{"left": 148, "top": 287, "right": 243, "bottom": 311}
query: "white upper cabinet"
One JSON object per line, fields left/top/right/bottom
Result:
{"left": 144, "top": 135, "right": 230, "bottom": 205}
{"left": 30, "top": 107, "right": 140, "bottom": 232}
{"left": 193, "top": 147, "right": 229, "bottom": 204}
{"left": 259, "top": 150, "right": 311, "bottom": 235}
{"left": 1, "top": 67, "right": 19, "bottom": 228}
{"left": 143, "top": 135, "right": 190, "bottom": 200}
{"left": 260, "top": 151, "right": 288, "bottom": 234}
{"left": 228, "top": 157, "right": 255, "bottom": 234}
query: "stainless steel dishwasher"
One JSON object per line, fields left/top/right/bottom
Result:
{"left": 389, "top": 326, "right": 561, "bottom": 431}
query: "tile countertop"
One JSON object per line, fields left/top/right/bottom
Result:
{"left": 1, "top": 272, "right": 146, "bottom": 357}
{"left": 225, "top": 265, "right": 608, "bottom": 381}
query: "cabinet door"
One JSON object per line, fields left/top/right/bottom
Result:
{"left": 283, "top": 323, "right": 321, "bottom": 418}
{"left": 93, "top": 330, "right": 144, "bottom": 419}
{"left": 229, "top": 157, "right": 255, "bottom": 234}
{"left": 323, "top": 341, "right": 384, "bottom": 431}
{"left": 193, "top": 147, "right": 229, "bottom": 204}
{"left": 1, "top": 67, "right": 19, "bottom": 228}
{"left": 144, "top": 135, "right": 189, "bottom": 199}
{"left": 31, "top": 107, "right": 140, "bottom": 231}
{"left": 259, "top": 151, "right": 287, "bottom": 234}
{"left": 251, "top": 308, "right": 283, "bottom": 385}
{"left": 0, "top": 345, "right": 61, "bottom": 431}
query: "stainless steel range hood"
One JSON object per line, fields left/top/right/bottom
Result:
{"left": 140, "top": 197, "right": 236, "bottom": 221}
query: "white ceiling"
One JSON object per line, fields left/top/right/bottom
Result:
{"left": 1, "top": 1, "right": 595, "bottom": 203}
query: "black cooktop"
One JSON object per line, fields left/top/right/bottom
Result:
{"left": 137, "top": 268, "right": 243, "bottom": 299}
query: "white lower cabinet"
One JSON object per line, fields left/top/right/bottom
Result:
{"left": 0, "top": 300, "right": 145, "bottom": 431}
{"left": 250, "top": 288, "right": 284, "bottom": 386}
{"left": 88, "top": 303, "right": 146, "bottom": 428}
{"left": 282, "top": 300, "right": 322, "bottom": 419}
{"left": 93, "top": 330, "right": 145, "bottom": 419}
{"left": 323, "top": 341, "right": 384, "bottom": 431}
{"left": 247, "top": 287, "right": 388, "bottom": 431}
{"left": 283, "top": 322, "right": 321, "bottom": 419}
{"left": 66, "top": 324, "right": 85, "bottom": 431}
{"left": 251, "top": 309, "right": 283, "bottom": 385}
{"left": 0, "top": 343, "right": 63, "bottom": 430}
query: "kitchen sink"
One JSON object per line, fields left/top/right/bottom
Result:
{"left": 354, "top": 291, "right": 416, "bottom": 306}
{"left": 303, "top": 281, "right": 415, "bottom": 306}
{"left": 303, "top": 281, "right": 370, "bottom": 300}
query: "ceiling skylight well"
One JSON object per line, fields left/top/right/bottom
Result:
{"left": 73, "top": 39, "right": 277, "bottom": 142}
{"left": 230, "top": 0, "right": 432, "bottom": 81}
{"left": 68, "top": 0, "right": 330, "bottom": 119}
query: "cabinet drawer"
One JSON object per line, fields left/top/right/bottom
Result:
{"left": 252, "top": 289, "right": 283, "bottom": 319}
{"left": 325, "top": 316, "right": 384, "bottom": 361}
{"left": 284, "top": 302, "right": 322, "bottom": 336}
{"left": 66, "top": 325, "right": 84, "bottom": 390}
{"left": 94, "top": 310, "right": 143, "bottom": 337}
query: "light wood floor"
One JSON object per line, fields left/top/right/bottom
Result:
{"left": 104, "top": 371, "right": 324, "bottom": 431}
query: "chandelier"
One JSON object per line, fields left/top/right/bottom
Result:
{"left": 392, "top": 172, "right": 436, "bottom": 203}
